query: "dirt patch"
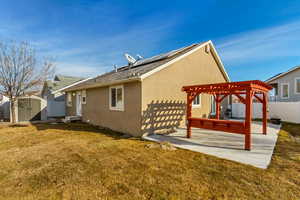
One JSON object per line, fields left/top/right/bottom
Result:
{"left": 145, "top": 142, "right": 177, "bottom": 151}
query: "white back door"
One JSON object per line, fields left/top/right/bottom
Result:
{"left": 76, "top": 91, "right": 82, "bottom": 116}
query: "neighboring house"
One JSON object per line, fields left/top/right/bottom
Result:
{"left": 64, "top": 40, "right": 230, "bottom": 136}
{"left": 41, "top": 75, "right": 87, "bottom": 119}
{"left": 266, "top": 66, "right": 300, "bottom": 102}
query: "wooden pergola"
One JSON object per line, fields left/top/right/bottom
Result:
{"left": 182, "top": 80, "right": 272, "bottom": 150}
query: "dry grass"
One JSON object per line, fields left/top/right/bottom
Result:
{"left": 0, "top": 122, "right": 299, "bottom": 200}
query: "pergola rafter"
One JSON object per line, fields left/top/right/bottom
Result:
{"left": 182, "top": 80, "right": 272, "bottom": 150}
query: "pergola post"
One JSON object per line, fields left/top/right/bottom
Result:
{"left": 245, "top": 89, "right": 253, "bottom": 150}
{"left": 262, "top": 92, "right": 268, "bottom": 134}
{"left": 186, "top": 93, "right": 192, "bottom": 138}
{"left": 216, "top": 95, "right": 220, "bottom": 119}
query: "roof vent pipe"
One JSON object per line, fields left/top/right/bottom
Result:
{"left": 205, "top": 44, "right": 210, "bottom": 53}
{"left": 114, "top": 65, "right": 118, "bottom": 72}
{"left": 136, "top": 54, "right": 143, "bottom": 60}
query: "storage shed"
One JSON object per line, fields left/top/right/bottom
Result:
{"left": 14, "top": 96, "right": 47, "bottom": 122}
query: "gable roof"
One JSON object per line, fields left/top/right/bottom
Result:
{"left": 266, "top": 66, "right": 300, "bottom": 83}
{"left": 45, "top": 75, "right": 85, "bottom": 93}
{"left": 65, "top": 40, "right": 230, "bottom": 91}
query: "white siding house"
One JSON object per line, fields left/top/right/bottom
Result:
{"left": 41, "top": 75, "right": 88, "bottom": 119}
{"left": 266, "top": 66, "right": 300, "bottom": 102}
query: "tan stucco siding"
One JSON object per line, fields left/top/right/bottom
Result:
{"left": 67, "top": 82, "right": 142, "bottom": 136}
{"left": 141, "top": 46, "right": 228, "bottom": 134}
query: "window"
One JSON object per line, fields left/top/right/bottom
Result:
{"left": 211, "top": 96, "right": 216, "bottom": 114}
{"left": 281, "top": 83, "right": 289, "bottom": 99}
{"left": 82, "top": 90, "right": 86, "bottom": 104}
{"left": 295, "top": 78, "right": 300, "bottom": 94}
{"left": 274, "top": 87, "right": 278, "bottom": 96}
{"left": 192, "top": 94, "right": 201, "bottom": 107}
{"left": 67, "top": 92, "right": 72, "bottom": 107}
{"left": 109, "top": 85, "right": 124, "bottom": 111}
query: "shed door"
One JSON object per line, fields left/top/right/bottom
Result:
{"left": 18, "top": 98, "right": 41, "bottom": 122}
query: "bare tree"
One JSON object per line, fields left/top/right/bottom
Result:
{"left": 0, "top": 41, "right": 55, "bottom": 123}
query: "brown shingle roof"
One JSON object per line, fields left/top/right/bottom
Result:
{"left": 65, "top": 43, "right": 205, "bottom": 91}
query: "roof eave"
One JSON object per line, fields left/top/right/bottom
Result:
{"left": 139, "top": 40, "right": 230, "bottom": 82}
{"left": 208, "top": 41, "right": 230, "bottom": 82}
{"left": 64, "top": 77, "right": 142, "bottom": 92}
{"left": 52, "top": 78, "right": 92, "bottom": 94}
{"left": 266, "top": 66, "right": 300, "bottom": 83}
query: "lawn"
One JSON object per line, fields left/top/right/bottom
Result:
{"left": 0, "top": 122, "right": 299, "bottom": 200}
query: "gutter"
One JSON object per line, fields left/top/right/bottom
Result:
{"left": 266, "top": 66, "right": 300, "bottom": 83}
{"left": 64, "top": 77, "right": 142, "bottom": 92}
{"left": 208, "top": 41, "right": 231, "bottom": 82}
{"left": 52, "top": 77, "right": 93, "bottom": 94}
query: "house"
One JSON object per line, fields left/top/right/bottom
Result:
{"left": 266, "top": 66, "right": 300, "bottom": 102}
{"left": 64, "top": 40, "right": 230, "bottom": 136}
{"left": 41, "top": 75, "right": 87, "bottom": 119}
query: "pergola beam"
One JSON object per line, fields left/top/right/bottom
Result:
{"left": 235, "top": 94, "right": 246, "bottom": 104}
{"left": 254, "top": 94, "right": 263, "bottom": 103}
{"left": 219, "top": 94, "right": 229, "bottom": 102}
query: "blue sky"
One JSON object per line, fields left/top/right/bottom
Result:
{"left": 1, "top": 0, "right": 300, "bottom": 81}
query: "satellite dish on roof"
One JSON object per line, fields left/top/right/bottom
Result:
{"left": 124, "top": 53, "right": 136, "bottom": 64}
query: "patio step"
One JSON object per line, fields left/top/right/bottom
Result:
{"left": 64, "top": 116, "right": 82, "bottom": 122}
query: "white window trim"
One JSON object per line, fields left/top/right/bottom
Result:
{"left": 294, "top": 77, "right": 300, "bottom": 94}
{"left": 67, "top": 92, "right": 72, "bottom": 107}
{"left": 281, "top": 83, "right": 289, "bottom": 99}
{"left": 192, "top": 94, "right": 201, "bottom": 108}
{"left": 109, "top": 85, "right": 124, "bottom": 111}
{"left": 82, "top": 90, "right": 87, "bottom": 104}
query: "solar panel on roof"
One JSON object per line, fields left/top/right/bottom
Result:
{"left": 133, "top": 54, "right": 168, "bottom": 66}
{"left": 132, "top": 45, "right": 192, "bottom": 67}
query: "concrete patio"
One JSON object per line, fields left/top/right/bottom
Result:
{"left": 143, "top": 122, "right": 281, "bottom": 169}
